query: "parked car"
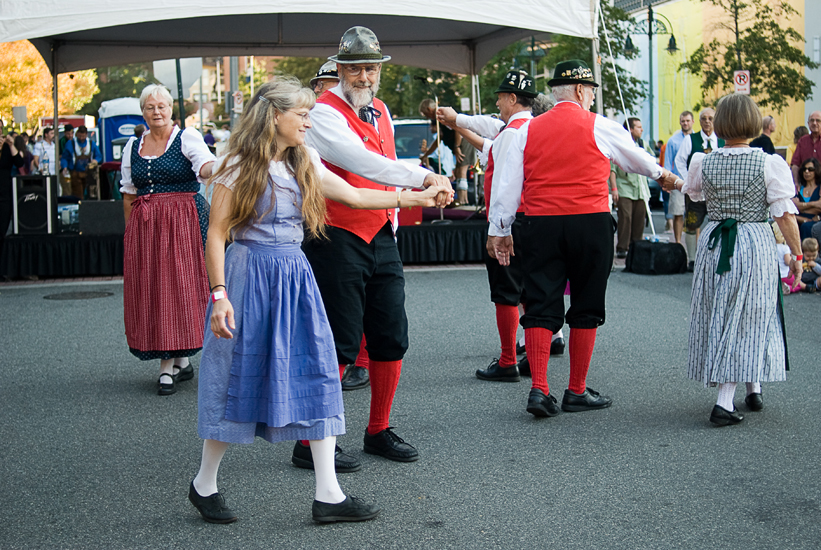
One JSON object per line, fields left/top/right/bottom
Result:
{"left": 392, "top": 118, "right": 433, "bottom": 168}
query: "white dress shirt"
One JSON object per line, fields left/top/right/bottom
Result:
{"left": 455, "top": 113, "right": 504, "bottom": 166}
{"left": 683, "top": 148, "right": 799, "bottom": 219}
{"left": 674, "top": 130, "right": 719, "bottom": 184}
{"left": 32, "top": 140, "right": 57, "bottom": 175}
{"left": 488, "top": 101, "right": 663, "bottom": 237}
{"left": 305, "top": 86, "right": 430, "bottom": 189}
{"left": 119, "top": 126, "right": 215, "bottom": 194}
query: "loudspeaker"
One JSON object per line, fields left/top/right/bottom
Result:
{"left": 12, "top": 175, "right": 59, "bottom": 235}
{"left": 79, "top": 200, "right": 126, "bottom": 236}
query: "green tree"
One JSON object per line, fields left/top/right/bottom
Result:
{"left": 541, "top": 2, "right": 646, "bottom": 115}
{"left": 78, "top": 63, "right": 158, "bottom": 117}
{"left": 680, "top": 0, "right": 817, "bottom": 111}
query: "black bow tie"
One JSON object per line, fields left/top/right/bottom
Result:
{"left": 358, "top": 106, "right": 382, "bottom": 124}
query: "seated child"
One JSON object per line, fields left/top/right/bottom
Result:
{"left": 774, "top": 223, "right": 803, "bottom": 294}
{"left": 800, "top": 237, "right": 821, "bottom": 293}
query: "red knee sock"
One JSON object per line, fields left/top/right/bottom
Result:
{"left": 366, "top": 360, "right": 402, "bottom": 435}
{"left": 355, "top": 335, "right": 369, "bottom": 369}
{"left": 338, "top": 363, "right": 346, "bottom": 380}
{"left": 568, "top": 328, "right": 597, "bottom": 394}
{"left": 524, "top": 327, "right": 551, "bottom": 394}
{"left": 495, "top": 304, "right": 519, "bottom": 366}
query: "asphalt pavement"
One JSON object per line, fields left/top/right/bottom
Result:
{"left": 1, "top": 262, "right": 820, "bottom": 550}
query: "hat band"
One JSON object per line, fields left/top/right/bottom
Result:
{"left": 337, "top": 52, "right": 384, "bottom": 60}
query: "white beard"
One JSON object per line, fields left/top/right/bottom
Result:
{"left": 341, "top": 76, "right": 380, "bottom": 110}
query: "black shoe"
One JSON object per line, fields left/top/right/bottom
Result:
{"left": 550, "top": 337, "right": 565, "bottom": 356}
{"left": 744, "top": 393, "right": 763, "bottom": 412}
{"left": 363, "top": 427, "right": 419, "bottom": 462}
{"left": 312, "top": 496, "right": 380, "bottom": 523}
{"left": 158, "top": 374, "right": 176, "bottom": 396}
{"left": 475, "top": 358, "right": 520, "bottom": 382}
{"left": 561, "top": 387, "right": 612, "bottom": 412}
{"left": 516, "top": 342, "right": 526, "bottom": 355}
{"left": 526, "top": 388, "right": 560, "bottom": 417}
{"left": 188, "top": 482, "right": 238, "bottom": 524}
{"left": 709, "top": 405, "right": 744, "bottom": 426}
{"left": 517, "top": 355, "right": 530, "bottom": 377}
{"left": 291, "top": 441, "right": 362, "bottom": 473}
{"left": 687, "top": 261, "right": 695, "bottom": 273}
{"left": 173, "top": 363, "right": 194, "bottom": 382}
{"left": 341, "top": 365, "right": 370, "bottom": 391}
{"left": 806, "top": 284, "right": 817, "bottom": 294}
{"left": 616, "top": 250, "right": 627, "bottom": 259}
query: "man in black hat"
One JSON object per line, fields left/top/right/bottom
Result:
{"left": 438, "top": 70, "right": 564, "bottom": 384}
{"left": 310, "top": 60, "right": 340, "bottom": 97}
{"left": 488, "top": 59, "right": 677, "bottom": 418}
{"left": 299, "top": 26, "right": 452, "bottom": 471}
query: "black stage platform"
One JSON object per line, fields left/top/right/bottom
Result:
{"left": 0, "top": 221, "right": 486, "bottom": 278}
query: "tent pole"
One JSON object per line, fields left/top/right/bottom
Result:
{"left": 52, "top": 42, "right": 59, "bottom": 188}
{"left": 592, "top": 38, "right": 603, "bottom": 115}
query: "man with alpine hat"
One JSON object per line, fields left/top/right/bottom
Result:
{"left": 297, "top": 26, "right": 453, "bottom": 471}
{"left": 310, "top": 60, "right": 340, "bottom": 97}
{"left": 437, "top": 70, "right": 563, "bottom": 384}
{"left": 488, "top": 59, "right": 677, "bottom": 418}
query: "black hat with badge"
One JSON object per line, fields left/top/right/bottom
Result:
{"left": 328, "top": 26, "right": 392, "bottom": 64}
{"left": 310, "top": 61, "right": 339, "bottom": 88}
{"left": 547, "top": 59, "right": 599, "bottom": 87}
{"left": 494, "top": 70, "right": 538, "bottom": 98}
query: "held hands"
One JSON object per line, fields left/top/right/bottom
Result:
{"left": 658, "top": 169, "right": 680, "bottom": 192}
{"left": 423, "top": 173, "right": 455, "bottom": 207}
{"left": 412, "top": 183, "right": 453, "bottom": 207}
{"left": 436, "top": 107, "right": 458, "bottom": 128}
{"left": 210, "top": 298, "right": 236, "bottom": 339}
{"left": 489, "top": 235, "right": 514, "bottom": 266}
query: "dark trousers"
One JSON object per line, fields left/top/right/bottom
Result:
{"left": 520, "top": 213, "right": 615, "bottom": 332}
{"left": 616, "top": 197, "right": 646, "bottom": 253}
{"left": 0, "top": 198, "right": 11, "bottom": 261}
{"left": 302, "top": 223, "right": 409, "bottom": 364}
{"left": 485, "top": 213, "right": 527, "bottom": 306}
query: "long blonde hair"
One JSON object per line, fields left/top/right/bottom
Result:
{"left": 209, "top": 76, "right": 326, "bottom": 240}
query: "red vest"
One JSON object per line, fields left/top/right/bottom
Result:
{"left": 485, "top": 116, "right": 528, "bottom": 218}
{"left": 317, "top": 92, "right": 397, "bottom": 243}
{"left": 522, "top": 102, "right": 611, "bottom": 216}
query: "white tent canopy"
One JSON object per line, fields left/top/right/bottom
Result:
{"left": 0, "top": 1, "right": 599, "bottom": 75}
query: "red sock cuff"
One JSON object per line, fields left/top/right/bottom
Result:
{"left": 367, "top": 360, "right": 402, "bottom": 435}
{"left": 524, "top": 327, "right": 551, "bottom": 394}
{"left": 568, "top": 328, "right": 597, "bottom": 394}
{"left": 355, "top": 335, "right": 369, "bottom": 369}
{"left": 495, "top": 304, "right": 520, "bottom": 366}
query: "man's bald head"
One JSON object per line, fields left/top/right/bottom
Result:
{"left": 809, "top": 111, "right": 821, "bottom": 137}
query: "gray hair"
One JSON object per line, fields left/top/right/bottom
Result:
{"left": 532, "top": 94, "right": 554, "bottom": 117}
{"left": 550, "top": 84, "right": 577, "bottom": 102}
{"left": 762, "top": 115, "right": 774, "bottom": 132}
{"left": 139, "top": 84, "right": 174, "bottom": 109}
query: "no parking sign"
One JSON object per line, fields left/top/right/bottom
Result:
{"left": 733, "top": 70, "right": 751, "bottom": 94}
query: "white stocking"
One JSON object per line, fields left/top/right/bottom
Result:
{"left": 173, "top": 357, "right": 189, "bottom": 374}
{"left": 159, "top": 358, "right": 174, "bottom": 383}
{"left": 309, "top": 437, "right": 345, "bottom": 504}
{"left": 746, "top": 382, "right": 761, "bottom": 396}
{"left": 193, "top": 439, "right": 229, "bottom": 497}
{"left": 552, "top": 328, "right": 563, "bottom": 341}
{"left": 684, "top": 232, "right": 698, "bottom": 262}
{"left": 716, "top": 382, "right": 737, "bottom": 411}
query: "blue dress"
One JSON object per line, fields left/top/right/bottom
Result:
{"left": 197, "top": 162, "right": 344, "bottom": 444}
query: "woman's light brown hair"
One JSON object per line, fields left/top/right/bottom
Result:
{"left": 714, "top": 93, "right": 762, "bottom": 141}
{"left": 209, "top": 76, "right": 326, "bottom": 240}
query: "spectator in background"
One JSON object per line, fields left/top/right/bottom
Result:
{"left": 750, "top": 115, "right": 777, "bottom": 154}
{"left": 664, "top": 111, "right": 694, "bottom": 244}
{"left": 134, "top": 124, "right": 146, "bottom": 141}
{"left": 32, "top": 127, "right": 56, "bottom": 175}
{"left": 419, "top": 98, "right": 460, "bottom": 179}
{"left": 58, "top": 124, "right": 75, "bottom": 195}
{"left": 310, "top": 61, "right": 340, "bottom": 97}
{"left": 0, "top": 133, "right": 24, "bottom": 260}
{"left": 60, "top": 125, "right": 102, "bottom": 198}
{"left": 793, "top": 157, "right": 821, "bottom": 239}
{"left": 786, "top": 126, "right": 808, "bottom": 165}
{"left": 790, "top": 111, "right": 821, "bottom": 189}
{"left": 612, "top": 117, "right": 655, "bottom": 258}
{"left": 12, "top": 135, "right": 33, "bottom": 176}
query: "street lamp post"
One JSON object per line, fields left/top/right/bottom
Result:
{"left": 625, "top": 4, "right": 678, "bottom": 145}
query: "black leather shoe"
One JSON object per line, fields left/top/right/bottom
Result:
{"left": 291, "top": 441, "right": 362, "bottom": 473}
{"left": 341, "top": 365, "right": 370, "bottom": 391}
{"left": 188, "top": 482, "right": 238, "bottom": 524}
{"left": 687, "top": 261, "right": 695, "bottom": 272}
{"left": 709, "top": 405, "right": 744, "bottom": 426}
{"left": 526, "top": 388, "right": 560, "bottom": 417}
{"left": 744, "top": 393, "right": 763, "bottom": 411}
{"left": 517, "top": 355, "right": 530, "bottom": 377}
{"left": 550, "top": 337, "right": 565, "bottom": 356}
{"left": 476, "top": 359, "right": 520, "bottom": 382}
{"left": 173, "top": 363, "right": 194, "bottom": 382}
{"left": 158, "top": 374, "right": 176, "bottom": 396}
{"left": 516, "top": 342, "right": 526, "bottom": 355}
{"left": 616, "top": 250, "right": 627, "bottom": 259}
{"left": 561, "top": 387, "right": 612, "bottom": 412}
{"left": 363, "top": 427, "right": 418, "bottom": 462}
{"left": 312, "top": 496, "right": 380, "bottom": 523}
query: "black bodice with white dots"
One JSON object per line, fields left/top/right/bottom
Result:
{"left": 130, "top": 131, "right": 200, "bottom": 196}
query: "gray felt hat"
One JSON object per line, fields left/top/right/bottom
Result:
{"left": 310, "top": 61, "right": 340, "bottom": 87}
{"left": 328, "top": 26, "right": 391, "bottom": 64}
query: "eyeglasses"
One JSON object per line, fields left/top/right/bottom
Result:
{"left": 143, "top": 105, "right": 170, "bottom": 113}
{"left": 341, "top": 65, "right": 379, "bottom": 77}
{"left": 809, "top": 118, "right": 821, "bottom": 124}
{"left": 288, "top": 110, "right": 311, "bottom": 122}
